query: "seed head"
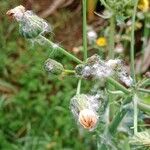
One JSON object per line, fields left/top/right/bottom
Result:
{"left": 6, "top": 5, "right": 25, "bottom": 21}
{"left": 6, "top": 5, "right": 51, "bottom": 39}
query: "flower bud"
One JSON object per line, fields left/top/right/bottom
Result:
{"left": 78, "top": 109, "right": 98, "bottom": 129}
{"left": 70, "top": 94, "right": 100, "bottom": 130}
{"left": 44, "top": 58, "right": 64, "bottom": 75}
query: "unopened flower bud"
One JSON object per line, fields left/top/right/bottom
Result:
{"left": 70, "top": 94, "right": 100, "bottom": 130}
{"left": 75, "top": 64, "right": 85, "bottom": 76}
{"left": 78, "top": 109, "right": 98, "bottom": 129}
{"left": 44, "top": 58, "right": 64, "bottom": 75}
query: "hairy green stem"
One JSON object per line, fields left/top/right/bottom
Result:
{"left": 40, "top": 35, "right": 82, "bottom": 64}
{"left": 64, "top": 70, "right": 75, "bottom": 74}
{"left": 82, "top": 0, "right": 88, "bottom": 61}
{"left": 130, "top": 0, "right": 139, "bottom": 84}
{"left": 138, "top": 101, "right": 150, "bottom": 113}
{"left": 141, "top": 17, "right": 149, "bottom": 67}
{"left": 76, "top": 79, "right": 82, "bottom": 95}
{"left": 133, "top": 95, "right": 138, "bottom": 134}
{"left": 138, "top": 88, "right": 150, "bottom": 94}
{"left": 139, "top": 78, "right": 150, "bottom": 87}
{"left": 107, "top": 77, "right": 130, "bottom": 94}
{"left": 109, "top": 15, "right": 115, "bottom": 59}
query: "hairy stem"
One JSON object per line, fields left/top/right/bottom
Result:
{"left": 138, "top": 101, "right": 150, "bottom": 113}
{"left": 40, "top": 35, "right": 83, "bottom": 64}
{"left": 82, "top": 0, "right": 88, "bottom": 61}
{"left": 130, "top": 0, "right": 139, "bottom": 84}
{"left": 76, "top": 79, "right": 82, "bottom": 95}
{"left": 64, "top": 70, "right": 75, "bottom": 74}
{"left": 138, "top": 88, "right": 150, "bottom": 94}
{"left": 107, "top": 77, "right": 130, "bottom": 94}
{"left": 133, "top": 95, "right": 138, "bottom": 134}
{"left": 109, "top": 15, "right": 115, "bottom": 59}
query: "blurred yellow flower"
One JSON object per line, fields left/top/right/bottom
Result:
{"left": 96, "top": 37, "right": 107, "bottom": 47}
{"left": 138, "top": 0, "right": 149, "bottom": 12}
{"left": 135, "top": 22, "right": 143, "bottom": 29}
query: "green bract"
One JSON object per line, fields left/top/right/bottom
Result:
{"left": 19, "top": 11, "right": 50, "bottom": 39}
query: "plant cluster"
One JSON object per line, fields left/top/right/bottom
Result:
{"left": 6, "top": 0, "right": 150, "bottom": 149}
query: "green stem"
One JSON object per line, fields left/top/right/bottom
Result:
{"left": 133, "top": 95, "right": 138, "bottom": 134}
{"left": 109, "top": 15, "right": 115, "bottom": 59}
{"left": 64, "top": 70, "right": 75, "bottom": 74}
{"left": 76, "top": 79, "right": 82, "bottom": 95}
{"left": 130, "top": 0, "right": 139, "bottom": 84}
{"left": 138, "top": 101, "right": 150, "bottom": 113}
{"left": 82, "top": 0, "right": 88, "bottom": 61}
{"left": 40, "top": 35, "right": 83, "bottom": 64}
{"left": 138, "top": 88, "right": 150, "bottom": 94}
{"left": 139, "top": 78, "right": 150, "bottom": 87}
{"left": 107, "top": 77, "right": 130, "bottom": 94}
{"left": 99, "top": 0, "right": 112, "bottom": 11}
{"left": 141, "top": 16, "right": 149, "bottom": 67}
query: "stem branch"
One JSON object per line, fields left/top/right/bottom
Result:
{"left": 40, "top": 35, "right": 82, "bottom": 64}
{"left": 76, "top": 79, "right": 82, "bottom": 95}
{"left": 107, "top": 77, "right": 130, "bottom": 94}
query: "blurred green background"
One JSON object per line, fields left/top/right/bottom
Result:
{"left": 0, "top": 0, "right": 97, "bottom": 149}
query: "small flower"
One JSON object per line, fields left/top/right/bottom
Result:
{"left": 96, "top": 37, "right": 107, "bottom": 47}
{"left": 135, "top": 21, "right": 143, "bottom": 29}
{"left": 70, "top": 94, "right": 100, "bottom": 130}
{"left": 44, "top": 58, "right": 64, "bottom": 75}
{"left": 138, "top": 0, "right": 149, "bottom": 12}
{"left": 78, "top": 109, "right": 98, "bottom": 129}
{"left": 114, "top": 43, "right": 124, "bottom": 53}
{"left": 87, "top": 30, "right": 97, "bottom": 45}
{"left": 6, "top": 5, "right": 51, "bottom": 39}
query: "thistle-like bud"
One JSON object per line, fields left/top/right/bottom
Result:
{"left": 6, "top": 5, "right": 51, "bottom": 39}
{"left": 44, "top": 58, "right": 64, "bottom": 75}
{"left": 70, "top": 94, "right": 100, "bottom": 130}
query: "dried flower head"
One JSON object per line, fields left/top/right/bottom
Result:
{"left": 44, "top": 58, "right": 64, "bottom": 75}
{"left": 6, "top": 5, "right": 51, "bottom": 39}
{"left": 96, "top": 37, "right": 107, "bottom": 47}
{"left": 75, "top": 54, "right": 113, "bottom": 79}
{"left": 6, "top": 5, "right": 25, "bottom": 21}
{"left": 70, "top": 94, "right": 100, "bottom": 130}
{"left": 106, "top": 59, "right": 133, "bottom": 87}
